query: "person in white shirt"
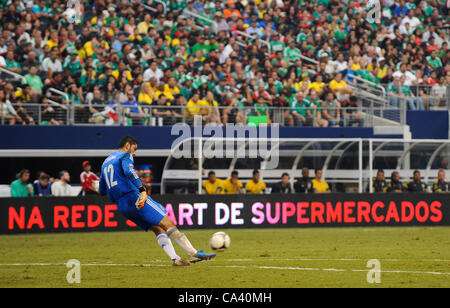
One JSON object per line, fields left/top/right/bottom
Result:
{"left": 211, "top": 12, "right": 230, "bottom": 34}
{"left": 334, "top": 53, "right": 348, "bottom": 74}
{"left": 220, "top": 40, "right": 235, "bottom": 64}
{"left": 388, "top": 16, "right": 403, "bottom": 34}
{"left": 434, "top": 30, "right": 449, "bottom": 48}
{"left": 431, "top": 77, "right": 448, "bottom": 107}
{"left": 51, "top": 170, "right": 72, "bottom": 196}
{"left": 393, "top": 63, "right": 416, "bottom": 86}
{"left": 422, "top": 25, "right": 438, "bottom": 43}
{"left": 143, "top": 61, "right": 164, "bottom": 83}
{"left": 401, "top": 10, "right": 421, "bottom": 33}
{"left": 322, "top": 55, "right": 336, "bottom": 75}
{"left": 42, "top": 49, "right": 62, "bottom": 73}
{"left": 140, "top": 42, "right": 154, "bottom": 62}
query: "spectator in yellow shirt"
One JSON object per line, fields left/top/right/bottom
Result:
{"left": 308, "top": 74, "right": 325, "bottom": 96}
{"left": 154, "top": 84, "right": 169, "bottom": 100}
{"left": 148, "top": 78, "right": 159, "bottom": 93}
{"left": 222, "top": 171, "right": 244, "bottom": 194}
{"left": 329, "top": 73, "right": 353, "bottom": 96}
{"left": 245, "top": 170, "right": 267, "bottom": 194}
{"left": 164, "top": 78, "right": 180, "bottom": 95}
{"left": 45, "top": 31, "right": 59, "bottom": 50}
{"left": 163, "top": 77, "right": 180, "bottom": 103}
{"left": 138, "top": 83, "right": 154, "bottom": 105}
{"left": 312, "top": 169, "right": 331, "bottom": 194}
{"left": 137, "top": 14, "right": 153, "bottom": 34}
{"left": 186, "top": 91, "right": 206, "bottom": 117}
{"left": 112, "top": 62, "right": 133, "bottom": 81}
{"left": 202, "top": 171, "right": 224, "bottom": 194}
{"left": 202, "top": 90, "right": 222, "bottom": 125}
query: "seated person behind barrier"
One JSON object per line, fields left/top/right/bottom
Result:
{"left": 222, "top": 171, "right": 244, "bottom": 194}
{"left": 368, "top": 169, "right": 387, "bottom": 193}
{"left": 432, "top": 169, "right": 449, "bottom": 193}
{"left": 51, "top": 170, "right": 72, "bottom": 196}
{"left": 11, "top": 169, "right": 34, "bottom": 197}
{"left": 341, "top": 96, "right": 363, "bottom": 127}
{"left": 202, "top": 171, "right": 223, "bottom": 195}
{"left": 294, "top": 167, "right": 313, "bottom": 193}
{"left": 312, "top": 169, "right": 331, "bottom": 194}
{"left": 33, "top": 173, "right": 52, "bottom": 196}
{"left": 321, "top": 92, "right": 343, "bottom": 127}
{"left": 406, "top": 170, "right": 429, "bottom": 193}
{"left": 186, "top": 91, "right": 208, "bottom": 122}
{"left": 272, "top": 173, "right": 292, "bottom": 194}
{"left": 385, "top": 171, "right": 407, "bottom": 193}
{"left": 121, "top": 88, "right": 146, "bottom": 125}
{"left": 245, "top": 170, "right": 267, "bottom": 194}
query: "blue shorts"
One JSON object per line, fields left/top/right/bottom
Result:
{"left": 117, "top": 192, "right": 167, "bottom": 231}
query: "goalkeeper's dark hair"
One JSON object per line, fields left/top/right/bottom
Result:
{"left": 118, "top": 136, "right": 138, "bottom": 148}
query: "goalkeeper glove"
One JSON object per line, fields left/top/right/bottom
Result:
{"left": 136, "top": 186, "right": 147, "bottom": 211}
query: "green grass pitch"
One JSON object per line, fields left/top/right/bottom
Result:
{"left": 0, "top": 227, "right": 449, "bottom": 288}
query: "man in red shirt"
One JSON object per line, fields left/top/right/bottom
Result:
{"left": 80, "top": 161, "right": 99, "bottom": 196}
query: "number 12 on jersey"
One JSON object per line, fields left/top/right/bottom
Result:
{"left": 104, "top": 164, "right": 118, "bottom": 189}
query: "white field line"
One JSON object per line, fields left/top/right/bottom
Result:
{"left": 148, "top": 258, "right": 450, "bottom": 263}
{"left": 0, "top": 262, "right": 449, "bottom": 276}
{"left": 226, "top": 258, "right": 450, "bottom": 262}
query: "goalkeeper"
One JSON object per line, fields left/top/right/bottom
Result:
{"left": 98, "top": 136, "right": 215, "bottom": 266}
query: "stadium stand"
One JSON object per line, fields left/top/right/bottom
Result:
{"left": 0, "top": 0, "right": 448, "bottom": 127}
{"left": 0, "top": 0, "right": 449, "bottom": 195}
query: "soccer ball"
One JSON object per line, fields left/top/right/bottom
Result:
{"left": 210, "top": 232, "right": 231, "bottom": 252}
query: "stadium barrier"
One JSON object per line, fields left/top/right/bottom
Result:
{"left": 1, "top": 194, "right": 448, "bottom": 234}
{"left": 0, "top": 103, "right": 402, "bottom": 127}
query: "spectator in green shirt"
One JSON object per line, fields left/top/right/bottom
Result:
{"left": 22, "top": 66, "right": 43, "bottom": 97}
{"left": 388, "top": 77, "right": 403, "bottom": 107}
{"left": 11, "top": 169, "right": 34, "bottom": 197}
{"left": 254, "top": 100, "right": 271, "bottom": 124}
{"left": 426, "top": 51, "right": 442, "bottom": 69}
{"left": 63, "top": 51, "right": 83, "bottom": 78}
{"left": 5, "top": 51, "right": 21, "bottom": 74}
{"left": 334, "top": 23, "right": 348, "bottom": 41}
{"left": 191, "top": 36, "right": 210, "bottom": 57}
{"left": 400, "top": 76, "right": 424, "bottom": 110}
{"left": 283, "top": 40, "right": 301, "bottom": 61}
{"left": 270, "top": 33, "right": 285, "bottom": 53}
{"left": 290, "top": 92, "right": 311, "bottom": 126}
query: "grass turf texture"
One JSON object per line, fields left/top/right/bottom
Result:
{"left": 0, "top": 227, "right": 449, "bottom": 288}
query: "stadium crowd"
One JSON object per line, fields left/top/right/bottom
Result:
{"left": 0, "top": 0, "right": 449, "bottom": 127}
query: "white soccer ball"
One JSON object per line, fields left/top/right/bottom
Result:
{"left": 210, "top": 232, "right": 231, "bottom": 252}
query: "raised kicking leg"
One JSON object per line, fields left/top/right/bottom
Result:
{"left": 151, "top": 226, "right": 190, "bottom": 266}
{"left": 158, "top": 216, "right": 216, "bottom": 263}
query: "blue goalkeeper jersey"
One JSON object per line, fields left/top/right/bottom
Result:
{"left": 99, "top": 151, "right": 143, "bottom": 202}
